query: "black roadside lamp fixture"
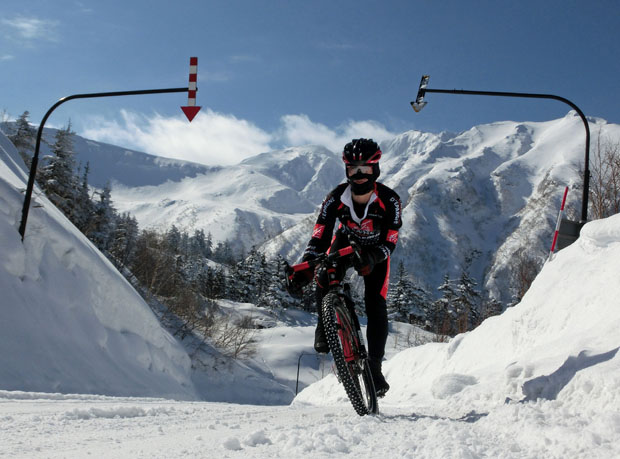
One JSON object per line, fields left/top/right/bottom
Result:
{"left": 17, "top": 57, "right": 203, "bottom": 242}
{"left": 17, "top": 88, "right": 187, "bottom": 242}
{"left": 411, "top": 75, "right": 590, "bottom": 248}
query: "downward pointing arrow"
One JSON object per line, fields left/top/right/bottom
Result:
{"left": 181, "top": 106, "right": 201, "bottom": 122}
{"left": 182, "top": 57, "right": 201, "bottom": 122}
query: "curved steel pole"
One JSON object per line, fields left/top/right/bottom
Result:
{"left": 424, "top": 88, "right": 590, "bottom": 223}
{"left": 296, "top": 352, "right": 323, "bottom": 395}
{"left": 411, "top": 77, "right": 591, "bottom": 224}
{"left": 18, "top": 87, "right": 187, "bottom": 241}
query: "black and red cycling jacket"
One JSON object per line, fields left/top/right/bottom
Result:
{"left": 303, "top": 182, "right": 402, "bottom": 263}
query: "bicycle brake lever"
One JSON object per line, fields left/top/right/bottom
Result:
{"left": 349, "top": 241, "right": 364, "bottom": 264}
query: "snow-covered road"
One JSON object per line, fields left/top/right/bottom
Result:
{"left": 2, "top": 390, "right": 616, "bottom": 458}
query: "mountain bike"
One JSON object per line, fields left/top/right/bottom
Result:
{"left": 286, "top": 245, "right": 378, "bottom": 416}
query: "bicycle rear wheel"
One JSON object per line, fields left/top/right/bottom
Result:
{"left": 322, "top": 292, "right": 378, "bottom": 416}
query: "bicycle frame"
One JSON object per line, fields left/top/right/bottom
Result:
{"left": 287, "top": 245, "right": 378, "bottom": 415}
{"left": 287, "top": 246, "right": 362, "bottom": 346}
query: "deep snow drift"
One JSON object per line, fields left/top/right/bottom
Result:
{"left": 296, "top": 213, "right": 620, "bottom": 412}
{"left": 0, "top": 129, "right": 291, "bottom": 403}
{"left": 0, "top": 130, "right": 199, "bottom": 399}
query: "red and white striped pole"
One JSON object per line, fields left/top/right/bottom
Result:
{"left": 181, "top": 57, "right": 201, "bottom": 122}
{"left": 549, "top": 186, "right": 569, "bottom": 259}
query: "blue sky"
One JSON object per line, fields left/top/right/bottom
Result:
{"left": 1, "top": 0, "right": 619, "bottom": 165}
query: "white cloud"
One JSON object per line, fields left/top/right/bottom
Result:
{"left": 82, "top": 109, "right": 273, "bottom": 166}
{"left": 81, "top": 110, "right": 397, "bottom": 166}
{"left": 1, "top": 16, "right": 59, "bottom": 42}
{"left": 278, "top": 114, "right": 396, "bottom": 152}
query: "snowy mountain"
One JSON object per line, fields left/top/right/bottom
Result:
{"left": 1, "top": 123, "right": 215, "bottom": 188}
{"left": 72, "top": 114, "right": 615, "bottom": 306}
{"left": 109, "top": 144, "right": 342, "bottom": 250}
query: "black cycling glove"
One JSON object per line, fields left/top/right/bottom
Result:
{"left": 353, "top": 246, "right": 386, "bottom": 276}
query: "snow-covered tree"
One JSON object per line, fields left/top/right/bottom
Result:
{"left": 480, "top": 296, "right": 503, "bottom": 323}
{"left": 233, "top": 246, "right": 269, "bottom": 303}
{"left": 213, "top": 240, "right": 236, "bottom": 265}
{"left": 257, "top": 255, "right": 298, "bottom": 310}
{"left": 387, "top": 261, "right": 431, "bottom": 325}
{"left": 454, "top": 269, "right": 481, "bottom": 333}
{"left": 166, "top": 225, "right": 182, "bottom": 255}
{"left": 7, "top": 111, "right": 37, "bottom": 165}
{"left": 109, "top": 212, "right": 139, "bottom": 268}
{"left": 87, "top": 182, "right": 117, "bottom": 251}
{"left": 39, "top": 123, "right": 78, "bottom": 220}
{"left": 431, "top": 274, "right": 457, "bottom": 336}
{"left": 190, "top": 229, "right": 211, "bottom": 258}
{"left": 73, "top": 162, "right": 95, "bottom": 233}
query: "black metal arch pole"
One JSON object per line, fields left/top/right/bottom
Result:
{"left": 419, "top": 87, "right": 591, "bottom": 224}
{"left": 18, "top": 87, "right": 188, "bottom": 241}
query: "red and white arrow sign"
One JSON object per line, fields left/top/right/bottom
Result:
{"left": 181, "top": 57, "right": 201, "bottom": 122}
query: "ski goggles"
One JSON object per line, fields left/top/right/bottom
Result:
{"left": 346, "top": 164, "right": 373, "bottom": 175}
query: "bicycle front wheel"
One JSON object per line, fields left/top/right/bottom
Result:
{"left": 322, "top": 292, "right": 378, "bottom": 416}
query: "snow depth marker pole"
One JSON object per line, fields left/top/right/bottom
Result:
{"left": 411, "top": 75, "right": 591, "bottom": 226}
{"left": 296, "top": 352, "right": 321, "bottom": 395}
{"left": 181, "top": 57, "right": 201, "bottom": 122}
{"left": 18, "top": 80, "right": 194, "bottom": 241}
{"left": 549, "top": 186, "right": 569, "bottom": 260}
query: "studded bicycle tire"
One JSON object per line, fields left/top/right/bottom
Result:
{"left": 322, "top": 292, "right": 378, "bottom": 416}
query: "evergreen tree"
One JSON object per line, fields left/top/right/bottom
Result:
{"left": 431, "top": 274, "right": 457, "bottom": 335}
{"left": 234, "top": 246, "right": 266, "bottom": 303}
{"left": 166, "top": 225, "right": 182, "bottom": 254}
{"left": 480, "top": 296, "right": 503, "bottom": 323}
{"left": 87, "top": 182, "right": 117, "bottom": 251}
{"left": 109, "top": 212, "right": 139, "bottom": 268}
{"left": 386, "top": 261, "right": 431, "bottom": 324}
{"left": 200, "top": 266, "right": 217, "bottom": 298}
{"left": 257, "top": 255, "right": 298, "bottom": 310}
{"left": 387, "top": 261, "right": 412, "bottom": 322}
{"left": 190, "top": 229, "right": 210, "bottom": 258}
{"left": 211, "top": 266, "right": 228, "bottom": 299}
{"left": 213, "top": 240, "right": 236, "bottom": 265}
{"left": 454, "top": 269, "right": 481, "bottom": 333}
{"left": 205, "top": 232, "right": 213, "bottom": 258}
{"left": 8, "top": 111, "right": 37, "bottom": 165}
{"left": 74, "top": 162, "right": 95, "bottom": 233}
{"left": 179, "top": 230, "right": 190, "bottom": 258}
{"left": 39, "top": 123, "right": 78, "bottom": 220}
{"left": 226, "top": 261, "right": 244, "bottom": 301}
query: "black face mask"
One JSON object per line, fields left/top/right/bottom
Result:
{"left": 347, "top": 170, "right": 376, "bottom": 194}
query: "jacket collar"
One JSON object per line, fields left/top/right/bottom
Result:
{"left": 341, "top": 185, "right": 377, "bottom": 224}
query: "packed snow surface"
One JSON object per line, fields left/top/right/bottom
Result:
{"left": 1, "top": 126, "right": 620, "bottom": 457}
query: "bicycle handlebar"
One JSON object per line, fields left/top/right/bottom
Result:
{"left": 290, "top": 245, "right": 355, "bottom": 273}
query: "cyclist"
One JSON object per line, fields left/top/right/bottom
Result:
{"left": 290, "top": 138, "right": 402, "bottom": 396}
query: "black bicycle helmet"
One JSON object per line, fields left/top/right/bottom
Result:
{"left": 342, "top": 138, "right": 382, "bottom": 165}
{"left": 342, "top": 138, "right": 381, "bottom": 194}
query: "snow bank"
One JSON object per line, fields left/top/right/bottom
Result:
{"left": 295, "top": 213, "right": 620, "bottom": 419}
{"left": 0, "top": 131, "right": 198, "bottom": 399}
